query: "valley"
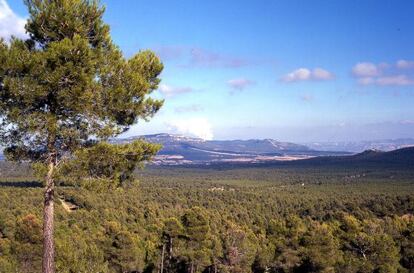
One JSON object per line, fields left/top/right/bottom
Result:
{"left": 114, "top": 134, "right": 348, "bottom": 165}
{"left": 0, "top": 152, "right": 413, "bottom": 272}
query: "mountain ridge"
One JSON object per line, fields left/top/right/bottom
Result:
{"left": 305, "top": 138, "right": 414, "bottom": 153}
{"left": 293, "top": 146, "right": 414, "bottom": 168}
{"left": 1, "top": 134, "right": 412, "bottom": 166}
{"left": 114, "top": 133, "right": 349, "bottom": 165}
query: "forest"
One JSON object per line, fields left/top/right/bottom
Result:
{"left": 0, "top": 162, "right": 413, "bottom": 273}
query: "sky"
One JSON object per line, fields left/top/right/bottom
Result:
{"left": 2, "top": 0, "right": 414, "bottom": 142}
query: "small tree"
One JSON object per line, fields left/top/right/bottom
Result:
{"left": 0, "top": 1, "right": 163, "bottom": 272}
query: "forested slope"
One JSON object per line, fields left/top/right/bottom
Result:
{"left": 0, "top": 162, "right": 413, "bottom": 273}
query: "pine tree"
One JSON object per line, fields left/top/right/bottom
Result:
{"left": 0, "top": 1, "right": 163, "bottom": 272}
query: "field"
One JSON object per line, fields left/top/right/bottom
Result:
{"left": 0, "top": 162, "right": 414, "bottom": 272}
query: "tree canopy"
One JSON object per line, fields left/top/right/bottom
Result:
{"left": 0, "top": 0, "right": 163, "bottom": 163}
{"left": 0, "top": 1, "right": 164, "bottom": 272}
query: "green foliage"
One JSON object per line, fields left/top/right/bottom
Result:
{"left": 182, "top": 207, "right": 209, "bottom": 242}
{"left": 163, "top": 217, "right": 184, "bottom": 239}
{"left": 103, "top": 221, "right": 146, "bottom": 272}
{"left": 0, "top": 1, "right": 163, "bottom": 271}
{"left": 13, "top": 214, "right": 42, "bottom": 272}
{"left": 58, "top": 140, "right": 161, "bottom": 190}
{"left": 300, "top": 222, "right": 343, "bottom": 271}
{"left": 0, "top": 164, "right": 413, "bottom": 272}
{"left": 0, "top": 0, "right": 163, "bottom": 181}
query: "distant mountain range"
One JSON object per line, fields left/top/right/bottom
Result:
{"left": 292, "top": 146, "right": 414, "bottom": 169}
{"left": 1, "top": 134, "right": 413, "bottom": 166}
{"left": 114, "top": 133, "right": 350, "bottom": 165}
{"left": 304, "top": 138, "right": 414, "bottom": 153}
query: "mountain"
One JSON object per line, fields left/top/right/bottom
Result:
{"left": 0, "top": 134, "right": 411, "bottom": 166}
{"left": 115, "top": 133, "right": 350, "bottom": 165}
{"left": 293, "top": 147, "right": 414, "bottom": 168}
{"left": 305, "top": 138, "right": 414, "bottom": 153}
{"left": 197, "top": 147, "right": 414, "bottom": 170}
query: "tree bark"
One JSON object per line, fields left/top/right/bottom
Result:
{"left": 42, "top": 156, "right": 55, "bottom": 273}
{"left": 160, "top": 244, "right": 165, "bottom": 273}
{"left": 168, "top": 237, "right": 173, "bottom": 259}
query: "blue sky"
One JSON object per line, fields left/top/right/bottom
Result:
{"left": 2, "top": 0, "right": 414, "bottom": 142}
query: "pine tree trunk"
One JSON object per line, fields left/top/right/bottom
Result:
{"left": 160, "top": 244, "right": 165, "bottom": 273}
{"left": 169, "top": 237, "right": 173, "bottom": 259}
{"left": 42, "top": 157, "right": 55, "bottom": 273}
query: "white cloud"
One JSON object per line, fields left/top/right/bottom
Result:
{"left": 227, "top": 78, "right": 255, "bottom": 91}
{"left": 282, "top": 68, "right": 311, "bottom": 82}
{"left": 358, "top": 77, "right": 376, "bottom": 85}
{"left": 312, "top": 68, "right": 334, "bottom": 80}
{"left": 376, "top": 75, "right": 414, "bottom": 86}
{"left": 357, "top": 77, "right": 374, "bottom": 85}
{"left": 155, "top": 46, "right": 254, "bottom": 68}
{"left": 166, "top": 117, "right": 213, "bottom": 140}
{"left": 158, "top": 84, "right": 193, "bottom": 97}
{"left": 396, "top": 59, "right": 414, "bottom": 69}
{"left": 353, "top": 60, "right": 414, "bottom": 86}
{"left": 352, "top": 62, "right": 380, "bottom": 77}
{"left": 282, "top": 67, "right": 333, "bottom": 82}
{"left": 0, "top": 0, "right": 27, "bottom": 41}
{"left": 357, "top": 75, "right": 414, "bottom": 86}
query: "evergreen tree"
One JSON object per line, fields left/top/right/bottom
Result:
{"left": 0, "top": 1, "right": 163, "bottom": 272}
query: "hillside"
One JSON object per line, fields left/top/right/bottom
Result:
{"left": 114, "top": 133, "right": 349, "bottom": 165}
{"left": 1, "top": 155, "right": 414, "bottom": 272}
{"left": 1, "top": 134, "right": 412, "bottom": 167}
{"left": 292, "top": 146, "right": 414, "bottom": 168}
{"left": 172, "top": 147, "right": 414, "bottom": 172}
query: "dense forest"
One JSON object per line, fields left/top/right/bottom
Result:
{"left": 0, "top": 163, "right": 413, "bottom": 273}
